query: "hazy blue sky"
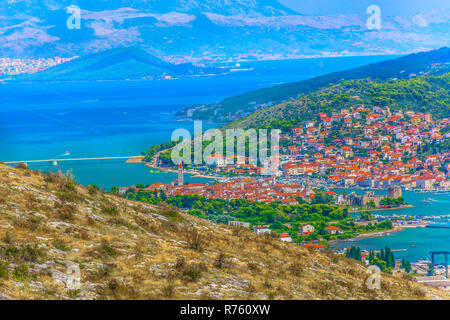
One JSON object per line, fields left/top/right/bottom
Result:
{"left": 279, "top": 0, "right": 450, "bottom": 16}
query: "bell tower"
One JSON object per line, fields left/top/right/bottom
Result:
{"left": 178, "top": 161, "right": 184, "bottom": 186}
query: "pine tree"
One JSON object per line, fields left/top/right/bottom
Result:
{"left": 369, "top": 250, "right": 375, "bottom": 261}
{"left": 427, "top": 262, "right": 435, "bottom": 276}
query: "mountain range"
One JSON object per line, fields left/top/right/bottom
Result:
{"left": 16, "top": 47, "right": 229, "bottom": 81}
{"left": 0, "top": 0, "right": 449, "bottom": 61}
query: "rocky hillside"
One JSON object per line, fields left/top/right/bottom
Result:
{"left": 0, "top": 163, "right": 446, "bottom": 300}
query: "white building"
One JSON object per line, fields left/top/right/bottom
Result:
{"left": 253, "top": 226, "right": 271, "bottom": 235}
{"left": 228, "top": 221, "right": 250, "bottom": 229}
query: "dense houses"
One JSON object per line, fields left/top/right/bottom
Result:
{"left": 276, "top": 106, "right": 449, "bottom": 191}
{"left": 184, "top": 106, "right": 449, "bottom": 191}
{"left": 198, "top": 106, "right": 449, "bottom": 191}
{"left": 0, "top": 57, "right": 75, "bottom": 76}
{"left": 126, "top": 175, "right": 317, "bottom": 205}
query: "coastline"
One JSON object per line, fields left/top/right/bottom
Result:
{"left": 127, "top": 156, "right": 220, "bottom": 180}
{"left": 329, "top": 225, "right": 404, "bottom": 246}
{"left": 351, "top": 204, "right": 414, "bottom": 213}
{"left": 353, "top": 225, "right": 404, "bottom": 240}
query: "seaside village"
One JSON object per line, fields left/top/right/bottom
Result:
{"left": 126, "top": 105, "right": 449, "bottom": 200}
{"left": 119, "top": 105, "right": 449, "bottom": 214}
{"left": 210, "top": 105, "right": 448, "bottom": 191}
{"left": 119, "top": 107, "right": 450, "bottom": 286}
{"left": 0, "top": 57, "right": 74, "bottom": 76}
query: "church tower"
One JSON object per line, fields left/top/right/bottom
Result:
{"left": 305, "top": 179, "right": 312, "bottom": 196}
{"left": 178, "top": 161, "right": 184, "bottom": 186}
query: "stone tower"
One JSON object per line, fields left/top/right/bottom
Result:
{"left": 178, "top": 161, "right": 184, "bottom": 186}
{"left": 388, "top": 186, "right": 402, "bottom": 199}
{"left": 305, "top": 179, "right": 312, "bottom": 195}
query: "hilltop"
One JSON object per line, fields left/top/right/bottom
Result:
{"left": 0, "top": 163, "right": 444, "bottom": 300}
{"left": 181, "top": 47, "right": 450, "bottom": 121}
{"left": 16, "top": 47, "right": 228, "bottom": 81}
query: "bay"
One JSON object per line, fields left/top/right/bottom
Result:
{"left": 331, "top": 189, "right": 450, "bottom": 262}
{"left": 0, "top": 55, "right": 396, "bottom": 189}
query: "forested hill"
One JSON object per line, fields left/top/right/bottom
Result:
{"left": 226, "top": 72, "right": 450, "bottom": 130}
{"left": 181, "top": 47, "right": 449, "bottom": 121}
{"left": 15, "top": 47, "right": 229, "bottom": 81}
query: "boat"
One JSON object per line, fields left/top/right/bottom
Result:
{"left": 411, "top": 245, "right": 417, "bottom": 247}
{"left": 420, "top": 199, "right": 432, "bottom": 204}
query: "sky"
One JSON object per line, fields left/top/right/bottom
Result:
{"left": 279, "top": 0, "right": 450, "bottom": 16}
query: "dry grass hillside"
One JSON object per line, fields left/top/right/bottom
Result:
{"left": 0, "top": 163, "right": 446, "bottom": 300}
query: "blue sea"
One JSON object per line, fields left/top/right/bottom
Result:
{"left": 0, "top": 55, "right": 395, "bottom": 188}
{"left": 331, "top": 190, "right": 450, "bottom": 262}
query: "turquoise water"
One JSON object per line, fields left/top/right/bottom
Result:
{"left": 0, "top": 55, "right": 395, "bottom": 189}
{"left": 331, "top": 190, "right": 450, "bottom": 262}
{"left": 332, "top": 189, "right": 450, "bottom": 216}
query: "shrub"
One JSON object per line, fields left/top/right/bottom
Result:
{"left": 183, "top": 268, "right": 201, "bottom": 282}
{"left": 101, "top": 204, "right": 119, "bottom": 216}
{"left": 16, "top": 163, "right": 28, "bottom": 170}
{"left": 159, "top": 204, "right": 182, "bottom": 221}
{"left": 0, "top": 260, "right": 9, "bottom": 279}
{"left": 247, "top": 262, "right": 260, "bottom": 273}
{"left": 2, "top": 231, "right": 13, "bottom": 244}
{"left": 184, "top": 227, "right": 208, "bottom": 252}
{"left": 88, "top": 185, "right": 99, "bottom": 195}
{"left": 21, "top": 245, "right": 43, "bottom": 262}
{"left": 53, "top": 239, "right": 68, "bottom": 252}
{"left": 102, "top": 244, "right": 117, "bottom": 257}
{"left": 12, "top": 263, "right": 29, "bottom": 280}
{"left": 174, "top": 258, "right": 207, "bottom": 282}
{"left": 68, "top": 289, "right": 80, "bottom": 299}
{"left": 213, "top": 252, "right": 227, "bottom": 269}
{"left": 55, "top": 202, "right": 76, "bottom": 221}
{"left": 288, "top": 261, "right": 304, "bottom": 277}
{"left": 162, "top": 282, "right": 175, "bottom": 298}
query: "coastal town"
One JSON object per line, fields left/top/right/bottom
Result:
{"left": 0, "top": 57, "right": 74, "bottom": 77}
{"left": 116, "top": 105, "right": 450, "bottom": 242}
{"left": 117, "top": 104, "right": 450, "bottom": 286}
{"left": 143, "top": 105, "right": 449, "bottom": 194}
{"left": 191, "top": 106, "right": 449, "bottom": 191}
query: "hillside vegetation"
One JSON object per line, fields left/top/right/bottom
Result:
{"left": 0, "top": 163, "right": 446, "bottom": 300}
{"left": 16, "top": 47, "right": 228, "bottom": 81}
{"left": 183, "top": 47, "right": 450, "bottom": 121}
{"left": 227, "top": 72, "right": 450, "bottom": 130}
